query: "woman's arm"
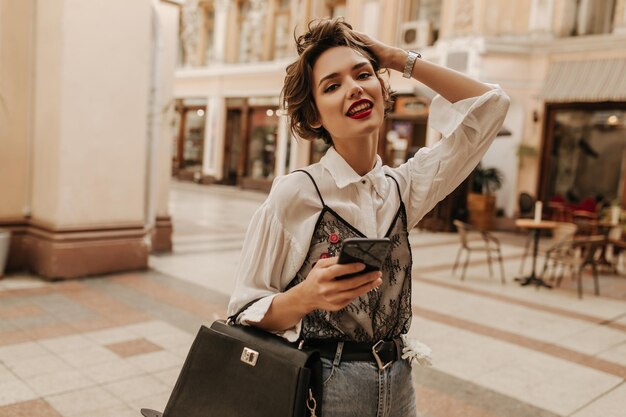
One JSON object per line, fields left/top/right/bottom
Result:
{"left": 359, "top": 33, "right": 491, "bottom": 103}
{"left": 251, "top": 257, "right": 382, "bottom": 332}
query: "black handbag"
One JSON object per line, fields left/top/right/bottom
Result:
{"left": 140, "top": 319, "right": 323, "bottom": 417}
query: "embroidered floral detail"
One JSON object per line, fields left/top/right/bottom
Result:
{"left": 320, "top": 252, "right": 330, "bottom": 259}
{"left": 328, "top": 233, "right": 340, "bottom": 244}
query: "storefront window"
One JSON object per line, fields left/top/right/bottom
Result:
{"left": 172, "top": 99, "right": 207, "bottom": 173}
{"left": 384, "top": 95, "right": 428, "bottom": 167}
{"left": 182, "top": 108, "right": 206, "bottom": 169}
{"left": 310, "top": 140, "right": 331, "bottom": 164}
{"left": 247, "top": 107, "right": 278, "bottom": 180}
{"left": 547, "top": 109, "right": 626, "bottom": 207}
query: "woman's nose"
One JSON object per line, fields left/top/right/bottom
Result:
{"left": 348, "top": 81, "right": 363, "bottom": 99}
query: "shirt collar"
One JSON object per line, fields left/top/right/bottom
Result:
{"left": 320, "top": 147, "right": 388, "bottom": 197}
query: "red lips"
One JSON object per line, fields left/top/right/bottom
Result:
{"left": 346, "top": 99, "right": 373, "bottom": 119}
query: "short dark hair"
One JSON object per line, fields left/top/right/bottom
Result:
{"left": 280, "top": 18, "right": 393, "bottom": 145}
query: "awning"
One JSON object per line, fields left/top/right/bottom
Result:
{"left": 541, "top": 58, "right": 626, "bottom": 103}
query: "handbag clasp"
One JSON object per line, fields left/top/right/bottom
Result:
{"left": 241, "top": 347, "right": 259, "bottom": 366}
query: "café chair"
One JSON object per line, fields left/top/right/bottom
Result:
{"left": 540, "top": 235, "right": 604, "bottom": 298}
{"left": 517, "top": 193, "right": 535, "bottom": 273}
{"left": 452, "top": 220, "right": 505, "bottom": 284}
{"left": 539, "top": 222, "right": 578, "bottom": 273}
{"left": 519, "top": 222, "right": 577, "bottom": 275}
{"left": 572, "top": 210, "right": 599, "bottom": 236}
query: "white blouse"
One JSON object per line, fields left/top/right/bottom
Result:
{"left": 227, "top": 85, "right": 510, "bottom": 341}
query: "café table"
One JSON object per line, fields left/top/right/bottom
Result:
{"left": 515, "top": 219, "right": 558, "bottom": 288}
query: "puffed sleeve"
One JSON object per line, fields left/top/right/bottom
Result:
{"left": 390, "top": 84, "right": 510, "bottom": 228}
{"left": 227, "top": 200, "right": 304, "bottom": 342}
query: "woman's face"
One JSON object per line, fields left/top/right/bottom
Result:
{"left": 311, "top": 46, "right": 385, "bottom": 144}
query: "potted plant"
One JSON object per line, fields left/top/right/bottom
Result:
{"left": 467, "top": 164, "right": 504, "bottom": 230}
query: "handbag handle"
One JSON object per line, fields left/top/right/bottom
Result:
{"left": 227, "top": 298, "right": 263, "bottom": 325}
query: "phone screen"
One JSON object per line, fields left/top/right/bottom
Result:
{"left": 336, "top": 238, "right": 392, "bottom": 279}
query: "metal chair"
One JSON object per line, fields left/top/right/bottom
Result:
{"left": 539, "top": 222, "right": 578, "bottom": 275}
{"left": 517, "top": 193, "right": 535, "bottom": 273}
{"left": 452, "top": 220, "right": 505, "bottom": 284}
{"left": 540, "top": 235, "right": 604, "bottom": 298}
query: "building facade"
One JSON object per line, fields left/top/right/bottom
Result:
{"left": 174, "top": 0, "right": 626, "bottom": 218}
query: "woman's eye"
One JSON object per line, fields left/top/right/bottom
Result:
{"left": 324, "top": 84, "right": 339, "bottom": 93}
{"left": 358, "top": 72, "right": 372, "bottom": 79}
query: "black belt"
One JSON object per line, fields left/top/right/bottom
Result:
{"left": 306, "top": 338, "right": 403, "bottom": 370}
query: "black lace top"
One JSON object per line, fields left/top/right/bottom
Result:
{"left": 286, "top": 170, "right": 413, "bottom": 343}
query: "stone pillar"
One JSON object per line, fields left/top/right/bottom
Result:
{"left": 0, "top": 0, "right": 35, "bottom": 271}
{"left": 360, "top": 0, "right": 379, "bottom": 37}
{"left": 613, "top": 0, "right": 626, "bottom": 35}
{"left": 1, "top": 0, "right": 154, "bottom": 279}
{"left": 378, "top": 0, "right": 399, "bottom": 45}
{"left": 528, "top": 0, "right": 555, "bottom": 39}
{"left": 289, "top": 137, "right": 312, "bottom": 172}
{"left": 151, "top": 0, "right": 181, "bottom": 253}
{"left": 275, "top": 114, "right": 290, "bottom": 177}
{"left": 180, "top": 0, "right": 201, "bottom": 66}
{"left": 212, "top": 0, "right": 232, "bottom": 63}
{"left": 203, "top": 96, "right": 227, "bottom": 180}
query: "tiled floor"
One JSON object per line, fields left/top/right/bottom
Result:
{"left": 1, "top": 180, "right": 625, "bottom": 417}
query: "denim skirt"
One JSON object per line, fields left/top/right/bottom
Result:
{"left": 320, "top": 355, "right": 417, "bottom": 417}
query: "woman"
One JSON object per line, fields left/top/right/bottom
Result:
{"left": 228, "top": 18, "right": 509, "bottom": 416}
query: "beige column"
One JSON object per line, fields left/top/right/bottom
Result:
{"left": 378, "top": 0, "right": 399, "bottom": 45}
{"left": 225, "top": 0, "right": 240, "bottom": 63}
{"left": 213, "top": 0, "right": 232, "bottom": 62}
{"left": 203, "top": 96, "right": 227, "bottom": 180}
{"left": 614, "top": 0, "right": 626, "bottom": 35}
{"left": 346, "top": 0, "right": 363, "bottom": 27}
{"left": 528, "top": 0, "right": 555, "bottom": 38}
{"left": 151, "top": 0, "right": 182, "bottom": 253}
{"left": 275, "top": 114, "right": 290, "bottom": 177}
{"left": 262, "top": 0, "right": 277, "bottom": 60}
{"left": 289, "top": 137, "right": 312, "bottom": 172}
{"left": 2, "top": 0, "right": 154, "bottom": 279}
{"left": 0, "top": 0, "right": 35, "bottom": 270}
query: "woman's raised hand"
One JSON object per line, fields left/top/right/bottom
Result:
{"left": 355, "top": 31, "right": 405, "bottom": 73}
{"left": 299, "top": 256, "right": 383, "bottom": 312}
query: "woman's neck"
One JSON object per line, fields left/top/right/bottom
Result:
{"left": 332, "top": 132, "right": 379, "bottom": 176}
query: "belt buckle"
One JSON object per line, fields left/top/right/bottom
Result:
{"left": 372, "top": 340, "right": 393, "bottom": 370}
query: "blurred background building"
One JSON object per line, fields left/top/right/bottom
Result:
{"left": 173, "top": 0, "right": 626, "bottom": 221}
{"left": 2, "top": 0, "right": 626, "bottom": 278}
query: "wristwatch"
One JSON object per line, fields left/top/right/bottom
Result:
{"left": 402, "top": 50, "right": 421, "bottom": 78}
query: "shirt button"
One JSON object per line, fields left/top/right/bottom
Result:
{"left": 361, "top": 180, "right": 366, "bottom": 184}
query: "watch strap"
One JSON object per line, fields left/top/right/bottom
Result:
{"left": 402, "top": 50, "right": 421, "bottom": 78}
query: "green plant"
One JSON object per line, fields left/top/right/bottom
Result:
{"left": 471, "top": 164, "right": 504, "bottom": 194}
{"left": 516, "top": 144, "right": 538, "bottom": 158}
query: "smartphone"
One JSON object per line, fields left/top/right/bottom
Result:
{"left": 336, "top": 238, "right": 392, "bottom": 280}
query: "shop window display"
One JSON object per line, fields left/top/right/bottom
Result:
{"left": 310, "top": 140, "right": 331, "bottom": 164}
{"left": 247, "top": 108, "right": 278, "bottom": 180}
{"left": 547, "top": 109, "right": 626, "bottom": 208}
{"left": 172, "top": 99, "right": 207, "bottom": 176}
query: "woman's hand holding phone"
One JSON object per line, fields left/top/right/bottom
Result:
{"left": 298, "top": 256, "right": 383, "bottom": 312}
